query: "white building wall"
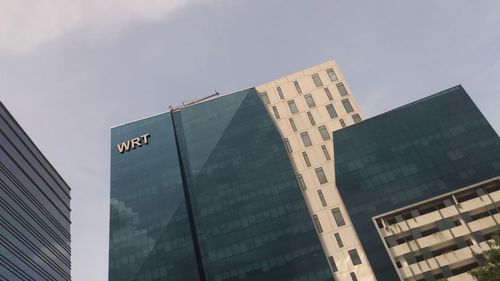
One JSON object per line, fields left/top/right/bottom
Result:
{"left": 256, "top": 60, "right": 377, "bottom": 281}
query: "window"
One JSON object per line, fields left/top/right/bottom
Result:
{"left": 318, "top": 125, "right": 330, "bottom": 141}
{"left": 302, "top": 152, "right": 311, "bottom": 167}
{"left": 284, "top": 138, "right": 292, "bottom": 153}
{"left": 324, "top": 87, "right": 333, "bottom": 101}
{"left": 350, "top": 272, "right": 358, "bottom": 281}
{"left": 328, "top": 256, "right": 338, "bottom": 272}
{"left": 297, "top": 174, "right": 307, "bottom": 190}
{"left": 352, "top": 114, "right": 362, "bottom": 123}
{"left": 260, "top": 92, "right": 270, "bottom": 105}
{"left": 300, "top": 132, "right": 312, "bottom": 147}
{"left": 326, "top": 68, "right": 338, "bottom": 81}
{"left": 334, "top": 233, "right": 344, "bottom": 248}
{"left": 348, "top": 249, "right": 362, "bottom": 265}
{"left": 277, "top": 87, "right": 284, "bottom": 100}
{"left": 305, "top": 94, "right": 316, "bottom": 108}
{"left": 288, "top": 100, "right": 299, "bottom": 114}
{"left": 312, "top": 215, "right": 323, "bottom": 233}
{"left": 272, "top": 106, "right": 280, "bottom": 119}
{"left": 294, "top": 80, "right": 302, "bottom": 94}
{"left": 318, "top": 189, "right": 327, "bottom": 207}
{"left": 342, "top": 98, "right": 354, "bottom": 113}
{"left": 307, "top": 112, "right": 316, "bottom": 125}
{"left": 331, "top": 207, "right": 346, "bottom": 226}
{"left": 289, "top": 118, "right": 297, "bottom": 132}
{"left": 337, "top": 82, "right": 348, "bottom": 96}
{"left": 321, "top": 145, "right": 331, "bottom": 160}
{"left": 340, "top": 119, "right": 346, "bottom": 128}
{"left": 326, "top": 104, "right": 338, "bottom": 119}
{"left": 312, "top": 73, "right": 323, "bottom": 87}
{"left": 315, "top": 167, "right": 328, "bottom": 184}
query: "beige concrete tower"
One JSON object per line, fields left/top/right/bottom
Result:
{"left": 256, "top": 60, "right": 377, "bottom": 281}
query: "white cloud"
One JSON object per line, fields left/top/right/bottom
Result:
{"left": 0, "top": 0, "right": 196, "bottom": 54}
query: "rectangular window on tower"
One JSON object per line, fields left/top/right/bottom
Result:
{"left": 297, "top": 174, "right": 307, "bottom": 190}
{"left": 342, "top": 98, "right": 354, "bottom": 113}
{"left": 331, "top": 207, "right": 346, "bottom": 227}
{"left": 294, "top": 81, "right": 302, "bottom": 94}
{"left": 289, "top": 118, "right": 297, "bottom": 132}
{"left": 326, "top": 104, "right": 338, "bottom": 119}
{"left": 272, "top": 106, "right": 280, "bottom": 119}
{"left": 300, "top": 132, "right": 312, "bottom": 147}
{"left": 312, "top": 73, "right": 323, "bottom": 87}
{"left": 326, "top": 68, "right": 338, "bottom": 81}
{"left": 315, "top": 167, "right": 328, "bottom": 184}
{"left": 307, "top": 112, "right": 316, "bottom": 126}
{"left": 288, "top": 100, "right": 299, "bottom": 114}
{"left": 352, "top": 114, "right": 362, "bottom": 123}
{"left": 324, "top": 87, "right": 334, "bottom": 101}
{"left": 321, "top": 145, "right": 331, "bottom": 160}
{"left": 277, "top": 87, "right": 284, "bottom": 100}
{"left": 260, "top": 92, "right": 270, "bottom": 105}
{"left": 312, "top": 215, "right": 323, "bottom": 233}
{"left": 302, "top": 152, "right": 311, "bottom": 167}
{"left": 337, "top": 82, "right": 349, "bottom": 96}
{"left": 318, "top": 125, "right": 331, "bottom": 141}
{"left": 317, "top": 189, "right": 327, "bottom": 207}
{"left": 304, "top": 94, "right": 316, "bottom": 108}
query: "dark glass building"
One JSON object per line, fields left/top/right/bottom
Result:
{"left": 333, "top": 86, "right": 500, "bottom": 281}
{"left": 109, "top": 88, "right": 333, "bottom": 281}
{"left": 0, "top": 102, "right": 71, "bottom": 281}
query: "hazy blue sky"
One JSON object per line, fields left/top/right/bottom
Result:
{"left": 1, "top": 1, "right": 499, "bottom": 280}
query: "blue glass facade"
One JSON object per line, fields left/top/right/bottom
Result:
{"left": 109, "top": 88, "right": 333, "bottom": 281}
{"left": 333, "top": 86, "right": 500, "bottom": 281}
{"left": 0, "top": 102, "right": 71, "bottom": 281}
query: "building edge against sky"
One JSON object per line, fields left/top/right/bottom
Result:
{"left": 0, "top": 102, "right": 71, "bottom": 281}
{"left": 333, "top": 85, "right": 500, "bottom": 281}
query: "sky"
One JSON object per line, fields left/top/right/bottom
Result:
{"left": 1, "top": 1, "right": 499, "bottom": 280}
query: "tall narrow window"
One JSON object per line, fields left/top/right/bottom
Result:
{"left": 307, "top": 112, "right": 316, "bottom": 125}
{"left": 260, "top": 92, "right": 270, "bottom": 105}
{"left": 326, "top": 104, "right": 338, "bottom": 119}
{"left": 297, "top": 174, "right": 307, "bottom": 190}
{"left": 300, "top": 132, "right": 312, "bottom": 147}
{"left": 350, "top": 272, "right": 358, "bottom": 281}
{"left": 272, "top": 106, "right": 280, "bottom": 119}
{"left": 315, "top": 167, "right": 328, "bottom": 184}
{"left": 302, "top": 152, "right": 311, "bottom": 167}
{"left": 331, "top": 207, "right": 346, "bottom": 226}
{"left": 289, "top": 118, "right": 297, "bottom": 132}
{"left": 312, "top": 73, "right": 323, "bottom": 87}
{"left": 334, "top": 233, "right": 344, "bottom": 248}
{"left": 328, "top": 256, "right": 338, "bottom": 272}
{"left": 317, "top": 189, "right": 327, "bottom": 207}
{"left": 342, "top": 98, "right": 354, "bottom": 113}
{"left": 337, "top": 82, "right": 348, "bottom": 96}
{"left": 294, "top": 80, "right": 302, "bottom": 94}
{"left": 321, "top": 145, "right": 331, "bottom": 160}
{"left": 312, "top": 215, "right": 323, "bottom": 233}
{"left": 352, "top": 114, "right": 362, "bottom": 123}
{"left": 305, "top": 94, "right": 316, "bottom": 108}
{"left": 340, "top": 119, "right": 346, "bottom": 128}
{"left": 284, "top": 138, "right": 292, "bottom": 153}
{"left": 277, "top": 86, "right": 284, "bottom": 100}
{"left": 288, "top": 100, "right": 299, "bottom": 114}
{"left": 326, "top": 68, "right": 338, "bottom": 81}
{"left": 318, "top": 125, "right": 330, "bottom": 141}
{"left": 348, "top": 249, "right": 362, "bottom": 265}
{"left": 324, "top": 87, "right": 333, "bottom": 101}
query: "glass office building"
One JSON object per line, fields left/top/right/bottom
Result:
{"left": 333, "top": 86, "right": 500, "bottom": 281}
{"left": 109, "top": 88, "right": 333, "bottom": 281}
{"left": 0, "top": 102, "right": 71, "bottom": 281}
